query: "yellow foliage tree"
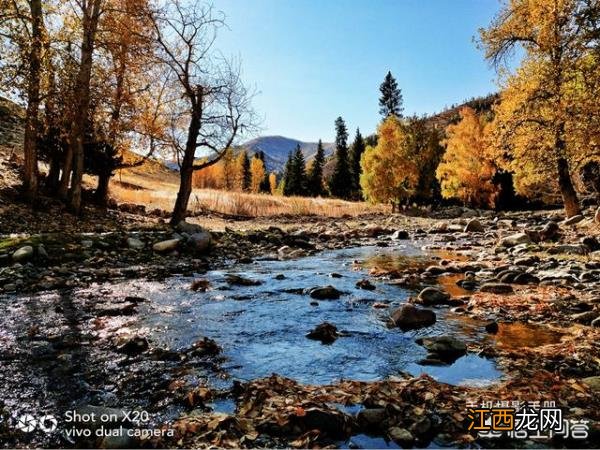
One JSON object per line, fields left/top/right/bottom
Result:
{"left": 269, "top": 172, "right": 277, "bottom": 195}
{"left": 359, "top": 116, "right": 419, "bottom": 211}
{"left": 436, "top": 107, "right": 498, "bottom": 208}
{"left": 250, "top": 156, "right": 266, "bottom": 193}
{"left": 479, "top": 0, "right": 600, "bottom": 216}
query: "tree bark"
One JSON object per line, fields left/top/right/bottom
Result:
{"left": 67, "top": 0, "right": 103, "bottom": 213}
{"left": 555, "top": 124, "right": 581, "bottom": 217}
{"left": 22, "top": 0, "right": 43, "bottom": 202}
{"left": 46, "top": 154, "right": 61, "bottom": 192}
{"left": 170, "top": 112, "right": 201, "bottom": 226}
{"left": 94, "top": 172, "right": 111, "bottom": 206}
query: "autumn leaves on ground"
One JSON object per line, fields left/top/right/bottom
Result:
{"left": 0, "top": 0, "right": 600, "bottom": 449}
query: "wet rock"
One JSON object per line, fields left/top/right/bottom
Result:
{"left": 480, "top": 282, "right": 514, "bottom": 294}
{"left": 485, "top": 321, "right": 499, "bottom": 333}
{"left": 415, "top": 287, "right": 450, "bottom": 306}
{"left": 126, "top": 237, "right": 145, "bottom": 250}
{"left": 96, "top": 302, "right": 137, "bottom": 317}
{"left": 306, "top": 322, "right": 339, "bottom": 344}
{"left": 392, "top": 229, "right": 409, "bottom": 240}
{"left": 500, "top": 233, "right": 532, "bottom": 247}
{"left": 390, "top": 304, "right": 436, "bottom": 330}
{"left": 152, "top": 238, "right": 181, "bottom": 253}
{"left": 388, "top": 427, "right": 414, "bottom": 445}
{"left": 464, "top": 219, "right": 484, "bottom": 232}
{"left": 357, "top": 408, "right": 388, "bottom": 430}
{"left": 329, "top": 272, "right": 343, "bottom": 278}
{"left": 191, "top": 279, "right": 210, "bottom": 292}
{"left": 298, "top": 407, "right": 350, "bottom": 438}
{"left": 12, "top": 245, "right": 34, "bottom": 262}
{"left": 274, "top": 274, "right": 286, "bottom": 280}
{"left": 225, "top": 274, "right": 262, "bottom": 286}
{"left": 187, "top": 337, "right": 221, "bottom": 357}
{"left": 540, "top": 221, "right": 560, "bottom": 241}
{"left": 309, "top": 285, "right": 342, "bottom": 300}
{"left": 416, "top": 336, "right": 467, "bottom": 363}
{"left": 582, "top": 376, "right": 600, "bottom": 392}
{"left": 116, "top": 336, "right": 149, "bottom": 355}
{"left": 548, "top": 244, "right": 589, "bottom": 255}
{"left": 356, "top": 279, "right": 376, "bottom": 290}
{"left": 562, "top": 214, "right": 584, "bottom": 226}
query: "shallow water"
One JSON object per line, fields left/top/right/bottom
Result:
{"left": 122, "top": 244, "right": 503, "bottom": 387}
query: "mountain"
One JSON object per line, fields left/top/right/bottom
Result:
{"left": 239, "top": 136, "right": 335, "bottom": 173}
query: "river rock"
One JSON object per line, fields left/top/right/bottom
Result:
{"left": 464, "top": 218, "right": 484, "bottom": 232}
{"left": 582, "top": 376, "right": 600, "bottom": 392}
{"left": 595, "top": 208, "right": 600, "bottom": 224}
{"left": 356, "top": 279, "right": 376, "bottom": 290}
{"left": 152, "top": 238, "right": 180, "bottom": 253}
{"left": 309, "top": 285, "right": 342, "bottom": 300}
{"left": 562, "top": 214, "right": 584, "bottom": 226}
{"left": 480, "top": 282, "right": 514, "bottom": 294}
{"left": 388, "top": 427, "right": 414, "bottom": 445}
{"left": 485, "top": 321, "right": 499, "bottom": 333}
{"left": 225, "top": 274, "right": 261, "bottom": 286}
{"left": 357, "top": 408, "right": 388, "bottom": 430}
{"left": 415, "top": 287, "right": 450, "bottom": 306}
{"left": 500, "top": 233, "right": 532, "bottom": 247}
{"left": 175, "top": 220, "right": 204, "bottom": 234}
{"left": 127, "top": 237, "right": 145, "bottom": 250}
{"left": 12, "top": 245, "right": 34, "bottom": 262}
{"left": 581, "top": 236, "right": 600, "bottom": 252}
{"left": 191, "top": 279, "right": 210, "bottom": 292}
{"left": 116, "top": 336, "right": 149, "bottom": 355}
{"left": 188, "top": 231, "right": 212, "bottom": 252}
{"left": 392, "top": 230, "right": 409, "bottom": 240}
{"left": 416, "top": 336, "right": 467, "bottom": 362}
{"left": 391, "top": 304, "right": 436, "bottom": 330}
{"left": 540, "top": 221, "right": 560, "bottom": 241}
{"left": 548, "top": 244, "right": 589, "bottom": 255}
{"left": 306, "top": 322, "right": 339, "bottom": 344}
{"left": 591, "top": 317, "right": 600, "bottom": 328}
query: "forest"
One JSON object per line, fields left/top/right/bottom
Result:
{"left": 0, "top": 0, "right": 599, "bottom": 449}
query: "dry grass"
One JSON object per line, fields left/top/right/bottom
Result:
{"left": 108, "top": 168, "right": 384, "bottom": 218}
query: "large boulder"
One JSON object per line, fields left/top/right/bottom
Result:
{"left": 500, "top": 233, "right": 532, "bottom": 247}
{"left": 152, "top": 238, "right": 181, "bottom": 253}
{"left": 414, "top": 287, "right": 450, "bottom": 306}
{"left": 12, "top": 245, "right": 34, "bottom": 262}
{"left": 390, "top": 304, "right": 436, "bottom": 330}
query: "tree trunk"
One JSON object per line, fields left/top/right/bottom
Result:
{"left": 555, "top": 125, "right": 581, "bottom": 217}
{"left": 94, "top": 172, "right": 111, "bottom": 206}
{"left": 67, "top": 0, "right": 102, "bottom": 213}
{"left": 46, "top": 154, "right": 61, "bottom": 192}
{"left": 170, "top": 112, "right": 201, "bottom": 226}
{"left": 556, "top": 156, "right": 581, "bottom": 217}
{"left": 22, "top": 0, "right": 43, "bottom": 202}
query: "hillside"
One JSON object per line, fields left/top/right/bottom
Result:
{"left": 239, "top": 136, "right": 335, "bottom": 172}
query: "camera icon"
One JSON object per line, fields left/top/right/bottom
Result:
{"left": 14, "top": 414, "right": 58, "bottom": 434}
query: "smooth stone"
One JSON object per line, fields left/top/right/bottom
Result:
{"left": 500, "top": 233, "right": 532, "bottom": 247}
{"left": 480, "top": 282, "right": 514, "bottom": 294}
{"left": 306, "top": 322, "right": 339, "bottom": 344}
{"left": 12, "top": 246, "right": 34, "bottom": 262}
{"left": 415, "top": 287, "right": 450, "bottom": 306}
{"left": 309, "top": 285, "right": 342, "bottom": 300}
{"left": 152, "top": 239, "right": 181, "bottom": 253}
{"left": 390, "top": 304, "right": 436, "bottom": 330}
{"left": 562, "top": 214, "right": 584, "bottom": 226}
{"left": 464, "top": 218, "right": 484, "bottom": 232}
{"left": 126, "top": 237, "right": 145, "bottom": 250}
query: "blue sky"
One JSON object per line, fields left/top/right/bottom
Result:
{"left": 212, "top": 0, "right": 503, "bottom": 142}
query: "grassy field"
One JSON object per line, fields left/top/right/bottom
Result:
{"left": 109, "top": 164, "right": 384, "bottom": 218}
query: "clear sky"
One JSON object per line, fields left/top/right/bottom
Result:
{"left": 212, "top": 0, "right": 503, "bottom": 142}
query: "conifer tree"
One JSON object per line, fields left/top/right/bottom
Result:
{"left": 328, "top": 117, "right": 351, "bottom": 199}
{"left": 349, "top": 128, "right": 366, "bottom": 199}
{"left": 282, "top": 152, "right": 294, "bottom": 196}
{"left": 256, "top": 151, "right": 271, "bottom": 192}
{"left": 307, "top": 139, "right": 325, "bottom": 197}
{"left": 379, "top": 71, "right": 403, "bottom": 119}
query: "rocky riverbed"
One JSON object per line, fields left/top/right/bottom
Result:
{"left": 0, "top": 205, "right": 599, "bottom": 448}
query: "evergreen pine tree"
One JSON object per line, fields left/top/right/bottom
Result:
{"left": 379, "top": 71, "right": 403, "bottom": 119}
{"left": 282, "top": 152, "right": 294, "bottom": 196}
{"left": 328, "top": 117, "right": 351, "bottom": 199}
{"left": 256, "top": 151, "right": 271, "bottom": 192}
{"left": 241, "top": 151, "right": 251, "bottom": 191}
{"left": 349, "top": 128, "right": 366, "bottom": 199}
{"left": 307, "top": 139, "right": 325, "bottom": 197}
{"left": 292, "top": 144, "right": 307, "bottom": 196}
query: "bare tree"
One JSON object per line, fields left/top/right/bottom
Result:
{"left": 152, "top": 1, "right": 257, "bottom": 225}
